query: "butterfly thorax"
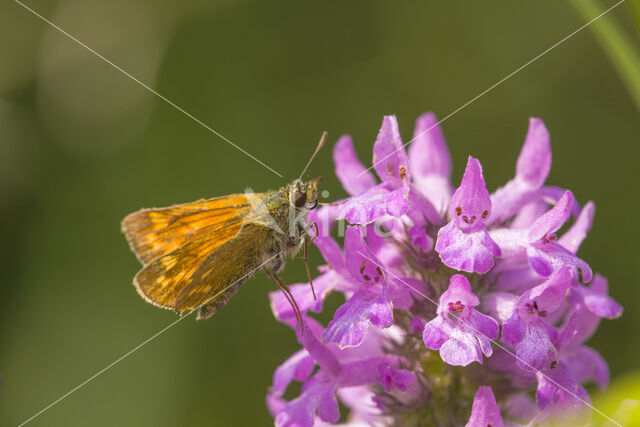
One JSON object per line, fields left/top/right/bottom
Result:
{"left": 248, "top": 178, "right": 321, "bottom": 262}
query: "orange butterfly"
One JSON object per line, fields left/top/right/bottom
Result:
{"left": 122, "top": 134, "right": 327, "bottom": 326}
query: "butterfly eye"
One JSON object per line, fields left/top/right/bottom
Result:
{"left": 293, "top": 190, "right": 307, "bottom": 208}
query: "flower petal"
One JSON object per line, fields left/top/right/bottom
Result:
{"left": 298, "top": 322, "right": 341, "bottom": 376}
{"left": 323, "top": 286, "right": 394, "bottom": 349}
{"left": 439, "top": 274, "right": 479, "bottom": 310}
{"left": 409, "top": 112, "right": 451, "bottom": 178}
{"left": 377, "top": 362, "right": 417, "bottom": 393}
{"left": 335, "top": 184, "right": 408, "bottom": 225}
{"left": 344, "top": 225, "right": 385, "bottom": 284}
{"left": 559, "top": 201, "right": 594, "bottom": 253}
{"left": 409, "top": 185, "right": 442, "bottom": 224}
{"left": 528, "top": 190, "right": 574, "bottom": 242}
{"left": 483, "top": 292, "right": 520, "bottom": 324}
{"left": 409, "top": 112, "right": 453, "bottom": 212}
{"left": 527, "top": 242, "right": 593, "bottom": 283}
{"left": 275, "top": 374, "right": 339, "bottom": 427}
{"left": 465, "top": 386, "right": 505, "bottom": 427}
{"left": 423, "top": 315, "right": 449, "bottom": 350}
{"left": 373, "top": 115, "right": 410, "bottom": 186}
{"left": 439, "top": 327, "right": 483, "bottom": 366}
{"left": 436, "top": 222, "right": 501, "bottom": 274}
{"left": 515, "top": 322, "right": 557, "bottom": 371}
{"left": 467, "top": 309, "right": 499, "bottom": 341}
{"left": 561, "top": 345, "right": 609, "bottom": 390}
{"left": 580, "top": 275, "right": 622, "bottom": 319}
{"left": 272, "top": 349, "right": 315, "bottom": 396}
{"left": 535, "top": 363, "right": 590, "bottom": 416}
{"left": 516, "top": 118, "right": 551, "bottom": 188}
{"left": 333, "top": 135, "right": 377, "bottom": 196}
{"left": 489, "top": 118, "right": 552, "bottom": 224}
{"left": 270, "top": 272, "right": 337, "bottom": 327}
{"left": 449, "top": 156, "right": 492, "bottom": 230}
{"left": 522, "top": 265, "right": 573, "bottom": 315}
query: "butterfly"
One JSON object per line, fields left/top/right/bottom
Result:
{"left": 121, "top": 133, "right": 327, "bottom": 327}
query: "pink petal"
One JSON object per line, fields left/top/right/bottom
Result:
{"left": 333, "top": 135, "right": 377, "bottom": 196}
{"left": 409, "top": 112, "right": 451, "bottom": 178}
{"left": 521, "top": 265, "right": 573, "bottom": 315}
{"left": 561, "top": 345, "right": 609, "bottom": 390}
{"left": 516, "top": 117, "right": 551, "bottom": 188}
{"left": 343, "top": 225, "right": 385, "bottom": 284}
{"left": 439, "top": 274, "right": 479, "bottom": 310}
{"left": 323, "top": 286, "right": 394, "bottom": 349}
{"left": 467, "top": 309, "right": 500, "bottom": 341}
{"left": 515, "top": 322, "right": 557, "bottom": 371}
{"left": 297, "top": 322, "right": 341, "bottom": 376}
{"left": 409, "top": 112, "right": 453, "bottom": 212}
{"left": 559, "top": 201, "right": 595, "bottom": 254}
{"left": 372, "top": 115, "right": 410, "bottom": 186}
{"left": 439, "top": 327, "right": 483, "bottom": 366}
{"left": 580, "top": 274, "right": 622, "bottom": 319}
{"left": 449, "top": 156, "right": 492, "bottom": 230}
{"left": 335, "top": 184, "right": 408, "bottom": 225}
{"left": 536, "top": 363, "right": 590, "bottom": 415}
{"left": 526, "top": 242, "right": 593, "bottom": 283}
{"left": 272, "top": 349, "right": 315, "bottom": 396}
{"left": 483, "top": 292, "right": 519, "bottom": 324}
{"left": 269, "top": 272, "right": 337, "bottom": 327}
{"left": 528, "top": 190, "right": 574, "bottom": 242}
{"left": 436, "top": 222, "right": 501, "bottom": 274}
{"left": 465, "top": 386, "right": 505, "bottom": 427}
{"left": 423, "top": 315, "right": 449, "bottom": 350}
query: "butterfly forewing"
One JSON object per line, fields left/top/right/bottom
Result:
{"left": 125, "top": 193, "right": 280, "bottom": 315}
{"left": 121, "top": 194, "right": 252, "bottom": 264}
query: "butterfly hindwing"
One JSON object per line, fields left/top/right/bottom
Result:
{"left": 174, "top": 224, "right": 276, "bottom": 316}
{"left": 133, "top": 221, "right": 246, "bottom": 310}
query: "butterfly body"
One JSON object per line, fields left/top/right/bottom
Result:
{"left": 122, "top": 178, "right": 321, "bottom": 320}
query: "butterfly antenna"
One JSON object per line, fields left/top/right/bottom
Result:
{"left": 298, "top": 131, "right": 328, "bottom": 180}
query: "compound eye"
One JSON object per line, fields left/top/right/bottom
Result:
{"left": 293, "top": 190, "right": 307, "bottom": 208}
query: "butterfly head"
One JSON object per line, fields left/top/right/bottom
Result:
{"left": 290, "top": 177, "right": 322, "bottom": 211}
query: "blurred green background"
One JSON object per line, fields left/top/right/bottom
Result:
{"left": 1, "top": 0, "right": 639, "bottom": 425}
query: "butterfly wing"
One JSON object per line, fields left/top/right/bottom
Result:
{"left": 134, "top": 223, "right": 276, "bottom": 315}
{"left": 177, "top": 224, "right": 276, "bottom": 318}
{"left": 121, "top": 194, "right": 252, "bottom": 265}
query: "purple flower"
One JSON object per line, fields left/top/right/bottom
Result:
{"left": 408, "top": 112, "right": 453, "bottom": 213}
{"left": 269, "top": 321, "right": 416, "bottom": 427}
{"left": 534, "top": 363, "right": 591, "bottom": 423}
{"left": 333, "top": 115, "right": 440, "bottom": 230}
{"left": 465, "top": 386, "right": 504, "bottom": 427}
{"left": 267, "top": 113, "right": 620, "bottom": 426}
{"left": 423, "top": 274, "right": 499, "bottom": 366}
{"left": 333, "top": 116, "right": 410, "bottom": 225}
{"left": 489, "top": 118, "right": 551, "bottom": 224}
{"left": 501, "top": 266, "right": 573, "bottom": 371}
{"left": 491, "top": 190, "right": 592, "bottom": 283}
{"left": 322, "top": 226, "right": 426, "bottom": 348}
{"left": 435, "top": 157, "right": 501, "bottom": 273}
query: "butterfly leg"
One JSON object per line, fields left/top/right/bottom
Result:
{"left": 303, "top": 234, "right": 317, "bottom": 301}
{"left": 307, "top": 221, "right": 319, "bottom": 242}
{"left": 265, "top": 268, "right": 304, "bottom": 335}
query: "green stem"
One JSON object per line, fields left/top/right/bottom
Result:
{"left": 628, "top": 0, "right": 640, "bottom": 38}
{"left": 570, "top": 0, "right": 640, "bottom": 111}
